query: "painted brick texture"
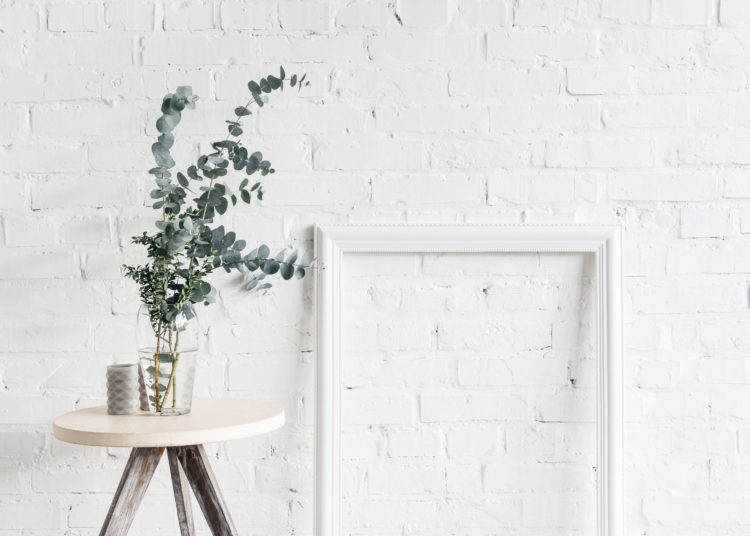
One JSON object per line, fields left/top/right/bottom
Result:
{"left": 0, "top": 0, "right": 748, "bottom": 534}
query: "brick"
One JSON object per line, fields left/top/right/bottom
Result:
{"left": 724, "top": 170, "right": 750, "bottom": 197}
{"left": 59, "top": 215, "right": 111, "bottom": 245}
{"left": 488, "top": 172, "right": 575, "bottom": 204}
{"left": 387, "top": 430, "right": 442, "bottom": 457}
{"left": 456, "top": 0, "right": 508, "bottom": 27}
{"left": 420, "top": 393, "right": 528, "bottom": 422}
{"left": 0, "top": 280, "right": 110, "bottom": 315}
{"left": 567, "top": 64, "right": 632, "bottom": 95}
{"left": 0, "top": 500, "right": 64, "bottom": 529}
{"left": 102, "top": 70, "right": 166, "bottom": 100}
{"left": 654, "top": 0, "right": 712, "bottom": 25}
{"left": 457, "top": 359, "right": 513, "bottom": 386}
{"left": 490, "top": 98, "right": 598, "bottom": 131}
{"left": 105, "top": 2, "right": 155, "bottom": 30}
{"left": 446, "top": 428, "right": 498, "bottom": 457}
{"left": 637, "top": 66, "right": 746, "bottom": 94}
{"left": 643, "top": 497, "right": 750, "bottom": 526}
{"left": 46, "top": 70, "right": 102, "bottom": 101}
{"left": 31, "top": 177, "right": 137, "bottom": 209}
{"left": 373, "top": 175, "right": 485, "bottom": 204}
{"left": 260, "top": 104, "right": 366, "bottom": 135}
{"left": 220, "top": 1, "right": 276, "bottom": 29}
{"left": 279, "top": 1, "right": 329, "bottom": 30}
{"left": 368, "top": 461, "right": 445, "bottom": 493}
{"left": 0, "top": 36, "right": 23, "bottom": 66}
{"left": 488, "top": 30, "right": 596, "bottom": 61}
{"left": 515, "top": 0, "right": 575, "bottom": 27}
{"left": 48, "top": 3, "right": 101, "bottom": 31}
{"left": 484, "top": 463, "right": 594, "bottom": 492}
{"left": 0, "top": 108, "right": 23, "bottom": 143}
{"left": 88, "top": 141, "right": 151, "bottom": 171}
{"left": 675, "top": 136, "right": 750, "bottom": 165}
{"left": 26, "top": 35, "right": 133, "bottom": 66}
{"left": 536, "top": 390, "right": 596, "bottom": 422}
{"left": 546, "top": 138, "right": 654, "bottom": 168}
{"left": 430, "top": 139, "right": 542, "bottom": 169}
{"left": 0, "top": 431, "right": 45, "bottom": 461}
{"left": 0, "top": 4, "right": 38, "bottom": 32}
{"left": 696, "top": 97, "right": 750, "bottom": 128}
{"left": 2, "top": 144, "right": 82, "bottom": 173}
{"left": 450, "top": 65, "right": 560, "bottom": 96}
{"left": 523, "top": 498, "right": 595, "bottom": 528}
{"left": 601, "top": 0, "right": 650, "bottom": 23}
{"left": 0, "top": 70, "right": 45, "bottom": 102}
{"left": 343, "top": 391, "right": 415, "bottom": 425}
{"left": 164, "top": 1, "right": 214, "bottom": 30}
{"left": 260, "top": 35, "right": 365, "bottom": 62}
{"left": 0, "top": 248, "right": 77, "bottom": 279}
{"left": 331, "top": 66, "right": 446, "bottom": 98}
{"left": 369, "top": 33, "right": 478, "bottom": 63}
{"left": 396, "top": 0, "right": 447, "bottom": 27}
{"left": 0, "top": 177, "right": 26, "bottom": 209}
{"left": 3, "top": 214, "right": 55, "bottom": 247}
{"left": 32, "top": 104, "right": 139, "bottom": 138}
{"left": 377, "top": 104, "right": 488, "bottom": 133}
{"left": 608, "top": 171, "right": 720, "bottom": 200}
{"left": 720, "top": 0, "right": 750, "bottom": 26}
{"left": 603, "top": 97, "right": 691, "bottom": 128}
{"left": 143, "top": 34, "right": 255, "bottom": 65}
{"left": 315, "top": 139, "right": 424, "bottom": 170}
{"left": 335, "top": 1, "right": 388, "bottom": 27}
{"left": 680, "top": 208, "right": 729, "bottom": 238}
{"left": 632, "top": 276, "right": 746, "bottom": 314}
{"left": 263, "top": 175, "right": 370, "bottom": 206}
{"left": 0, "top": 396, "right": 73, "bottom": 424}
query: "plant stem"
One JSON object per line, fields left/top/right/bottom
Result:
{"left": 159, "top": 329, "right": 180, "bottom": 410}
{"left": 153, "top": 319, "right": 162, "bottom": 412}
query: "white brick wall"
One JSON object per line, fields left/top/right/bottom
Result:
{"left": 342, "top": 252, "right": 597, "bottom": 534}
{"left": 1, "top": 0, "right": 749, "bottom": 534}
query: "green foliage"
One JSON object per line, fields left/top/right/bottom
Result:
{"left": 123, "top": 67, "right": 315, "bottom": 334}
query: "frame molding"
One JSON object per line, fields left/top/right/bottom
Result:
{"left": 314, "top": 224, "right": 623, "bottom": 536}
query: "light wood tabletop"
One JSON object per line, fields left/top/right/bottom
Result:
{"left": 53, "top": 398, "right": 285, "bottom": 447}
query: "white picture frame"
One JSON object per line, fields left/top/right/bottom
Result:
{"left": 314, "top": 223, "right": 623, "bottom": 536}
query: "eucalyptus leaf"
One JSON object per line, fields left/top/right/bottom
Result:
{"left": 262, "top": 260, "right": 280, "bottom": 274}
{"left": 152, "top": 143, "right": 175, "bottom": 168}
{"left": 158, "top": 133, "right": 174, "bottom": 149}
{"left": 280, "top": 263, "right": 294, "bottom": 280}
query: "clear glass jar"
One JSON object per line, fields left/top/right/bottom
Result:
{"left": 136, "top": 303, "right": 199, "bottom": 416}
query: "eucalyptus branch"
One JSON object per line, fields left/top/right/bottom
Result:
{"left": 123, "top": 68, "right": 316, "bottom": 412}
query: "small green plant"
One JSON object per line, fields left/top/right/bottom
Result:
{"left": 123, "top": 67, "right": 313, "bottom": 413}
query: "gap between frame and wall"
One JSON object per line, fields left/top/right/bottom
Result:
{"left": 314, "top": 224, "right": 623, "bottom": 536}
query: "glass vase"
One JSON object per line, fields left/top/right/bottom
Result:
{"left": 136, "top": 303, "right": 199, "bottom": 416}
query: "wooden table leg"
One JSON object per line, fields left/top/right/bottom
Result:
{"left": 99, "top": 447, "right": 164, "bottom": 536}
{"left": 168, "top": 448, "right": 195, "bottom": 536}
{"left": 175, "top": 444, "right": 238, "bottom": 536}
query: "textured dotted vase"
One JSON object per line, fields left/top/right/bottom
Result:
{"left": 106, "top": 364, "right": 140, "bottom": 415}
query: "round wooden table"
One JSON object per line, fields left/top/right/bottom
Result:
{"left": 53, "top": 398, "right": 284, "bottom": 536}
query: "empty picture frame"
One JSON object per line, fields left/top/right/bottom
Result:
{"left": 314, "top": 224, "right": 623, "bottom": 536}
